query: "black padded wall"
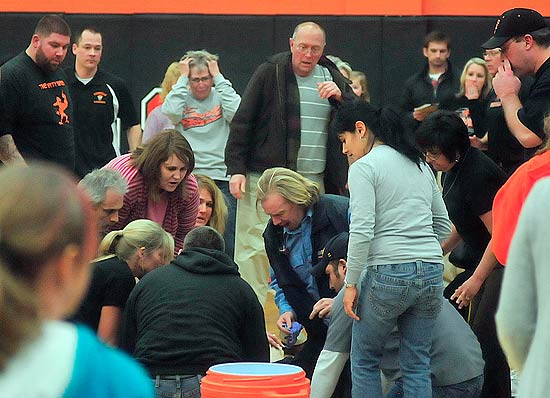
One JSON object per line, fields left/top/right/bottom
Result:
{"left": 0, "top": 13, "right": 502, "bottom": 120}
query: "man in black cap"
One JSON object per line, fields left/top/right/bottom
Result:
{"left": 309, "top": 232, "right": 485, "bottom": 398}
{"left": 483, "top": 8, "right": 550, "bottom": 149}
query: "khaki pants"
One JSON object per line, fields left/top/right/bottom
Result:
{"left": 234, "top": 173, "right": 271, "bottom": 306}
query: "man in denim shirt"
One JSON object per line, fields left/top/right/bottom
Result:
{"left": 257, "top": 167, "right": 348, "bottom": 378}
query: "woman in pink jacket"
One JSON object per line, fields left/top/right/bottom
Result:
{"left": 105, "top": 129, "right": 199, "bottom": 253}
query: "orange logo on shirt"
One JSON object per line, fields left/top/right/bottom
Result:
{"left": 181, "top": 105, "right": 223, "bottom": 129}
{"left": 93, "top": 91, "right": 108, "bottom": 104}
{"left": 53, "top": 91, "right": 70, "bottom": 125}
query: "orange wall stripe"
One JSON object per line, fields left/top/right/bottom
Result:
{"left": 1, "top": 0, "right": 549, "bottom": 16}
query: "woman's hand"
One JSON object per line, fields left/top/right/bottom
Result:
{"left": 451, "top": 275, "right": 483, "bottom": 309}
{"left": 343, "top": 286, "right": 360, "bottom": 321}
{"left": 465, "top": 79, "right": 480, "bottom": 100}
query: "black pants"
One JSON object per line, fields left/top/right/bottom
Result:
{"left": 469, "top": 266, "right": 511, "bottom": 398}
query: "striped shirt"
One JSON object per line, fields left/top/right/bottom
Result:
{"left": 104, "top": 153, "right": 199, "bottom": 253}
{"left": 296, "top": 64, "right": 332, "bottom": 181}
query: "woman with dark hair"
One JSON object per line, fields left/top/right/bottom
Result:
{"left": 335, "top": 100, "right": 451, "bottom": 398}
{"left": 417, "top": 110, "right": 508, "bottom": 398}
{"left": 0, "top": 163, "right": 153, "bottom": 398}
{"left": 105, "top": 129, "right": 199, "bottom": 253}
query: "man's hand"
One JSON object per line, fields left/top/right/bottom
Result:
{"left": 178, "top": 57, "right": 192, "bottom": 77}
{"left": 207, "top": 59, "right": 220, "bottom": 77}
{"left": 266, "top": 330, "right": 284, "bottom": 350}
{"left": 317, "top": 81, "right": 342, "bottom": 101}
{"left": 276, "top": 311, "right": 295, "bottom": 335}
{"left": 343, "top": 286, "right": 360, "bottom": 321}
{"left": 493, "top": 59, "right": 521, "bottom": 100}
{"left": 309, "top": 297, "right": 334, "bottom": 319}
{"left": 229, "top": 174, "right": 246, "bottom": 200}
{"left": 451, "top": 275, "right": 484, "bottom": 309}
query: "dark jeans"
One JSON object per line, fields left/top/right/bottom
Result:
{"left": 469, "top": 266, "right": 511, "bottom": 398}
{"left": 214, "top": 179, "right": 236, "bottom": 259}
{"left": 152, "top": 375, "right": 202, "bottom": 398}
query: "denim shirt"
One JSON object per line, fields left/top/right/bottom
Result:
{"left": 270, "top": 208, "right": 320, "bottom": 315}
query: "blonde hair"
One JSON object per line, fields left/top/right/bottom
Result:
{"left": 458, "top": 57, "right": 492, "bottom": 99}
{"left": 196, "top": 174, "right": 228, "bottom": 234}
{"left": 0, "top": 163, "right": 94, "bottom": 370}
{"left": 256, "top": 167, "right": 320, "bottom": 208}
{"left": 350, "top": 70, "right": 370, "bottom": 102}
{"left": 160, "top": 62, "right": 180, "bottom": 102}
{"left": 99, "top": 219, "right": 174, "bottom": 265}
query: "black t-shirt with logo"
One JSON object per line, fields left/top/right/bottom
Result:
{"left": 66, "top": 69, "right": 139, "bottom": 178}
{"left": 0, "top": 52, "right": 75, "bottom": 170}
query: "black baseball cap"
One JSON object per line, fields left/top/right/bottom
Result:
{"left": 311, "top": 232, "right": 349, "bottom": 278}
{"left": 482, "top": 8, "right": 547, "bottom": 49}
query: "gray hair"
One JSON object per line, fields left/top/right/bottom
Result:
{"left": 183, "top": 226, "right": 225, "bottom": 252}
{"left": 182, "top": 50, "right": 219, "bottom": 71}
{"left": 78, "top": 168, "right": 128, "bottom": 207}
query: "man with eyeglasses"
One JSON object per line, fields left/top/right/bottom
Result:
{"left": 162, "top": 49, "right": 241, "bottom": 258}
{"left": 68, "top": 27, "right": 142, "bottom": 178}
{"left": 225, "top": 21, "right": 352, "bottom": 307}
{"left": 468, "top": 47, "right": 534, "bottom": 177}
{"left": 483, "top": 8, "right": 550, "bottom": 150}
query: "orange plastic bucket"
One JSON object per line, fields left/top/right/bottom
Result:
{"left": 201, "top": 362, "right": 310, "bottom": 398}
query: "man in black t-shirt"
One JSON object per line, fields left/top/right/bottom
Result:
{"left": 68, "top": 28, "right": 141, "bottom": 178}
{"left": 0, "top": 15, "right": 74, "bottom": 170}
{"left": 483, "top": 8, "right": 550, "bottom": 149}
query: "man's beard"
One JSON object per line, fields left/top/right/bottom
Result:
{"left": 35, "top": 46, "right": 60, "bottom": 73}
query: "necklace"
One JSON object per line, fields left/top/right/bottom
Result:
{"left": 442, "top": 148, "right": 470, "bottom": 200}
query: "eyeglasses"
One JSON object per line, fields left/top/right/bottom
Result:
{"left": 483, "top": 48, "right": 502, "bottom": 58}
{"left": 190, "top": 76, "right": 212, "bottom": 84}
{"left": 296, "top": 43, "right": 324, "bottom": 56}
{"left": 424, "top": 150, "right": 442, "bottom": 162}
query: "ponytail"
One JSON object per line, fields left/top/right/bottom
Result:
{"left": 0, "top": 260, "right": 40, "bottom": 371}
{"left": 98, "top": 230, "right": 124, "bottom": 256}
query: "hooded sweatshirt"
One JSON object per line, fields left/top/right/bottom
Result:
{"left": 120, "top": 248, "right": 269, "bottom": 376}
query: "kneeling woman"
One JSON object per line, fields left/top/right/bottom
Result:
{"left": 334, "top": 101, "right": 451, "bottom": 397}
{"left": 71, "top": 219, "right": 174, "bottom": 345}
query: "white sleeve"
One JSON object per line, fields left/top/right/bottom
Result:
{"left": 310, "top": 350, "right": 350, "bottom": 398}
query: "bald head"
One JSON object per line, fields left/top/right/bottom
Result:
{"left": 292, "top": 22, "right": 326, "bottom": 43}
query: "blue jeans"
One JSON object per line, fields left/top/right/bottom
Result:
{"left": 351, "top": 261, "right": 444, "bottom": 398}
{"left": 214, "top": 179, "right": 236, "bottom": 259}
{"left": 386, "top": 374, "right": 484, "bottom": 398}
{"left": 152, "top": 375, "right": 202, "bottom": 398}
